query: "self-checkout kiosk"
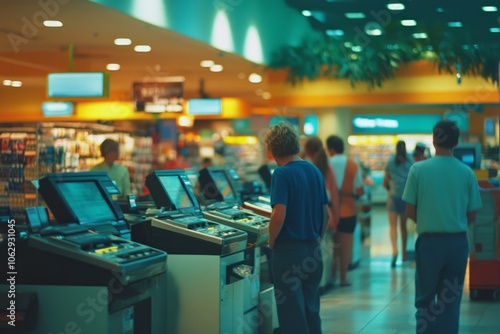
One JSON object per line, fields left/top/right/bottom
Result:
{"left": 131, "top": 169, "right": 258, "bottom": 334}
{"left": 0, "top": 171, "right": 168, "bottom": 334}
{"left": 198, "top": 166, "right": 269, "bottom": 246}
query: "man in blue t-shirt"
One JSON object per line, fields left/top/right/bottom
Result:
{"left": 403, "top": 120, "right": 482, "bottom": 334}
{"left": 263, "top": 122, "right": 330, "bottom": 334}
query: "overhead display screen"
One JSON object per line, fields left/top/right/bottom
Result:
{"left": 47, "top": 72, "right": 109, "bottom": 98}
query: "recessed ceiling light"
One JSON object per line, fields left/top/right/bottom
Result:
{"left": 344, "top": 42, "right": 353, "bottom": 48}
{"left": 262, "top": 92, "right": 272, "bottom": 100}
{"left": 326, "top": 29, "right": 344, "bottom": 37}
{"left": 200, "top": 60, "right": 214, "bottom": 67}
{"left": 3, "top": 80, "right": 12, "bottom": 86}
{"left": 490, "top": 27, "right": 500, "bottom": 33}
{"left": 248, "top": 73, "right": 262, "bottom": 83}
{"left": 352, "top": 46, "right": 363, "bottom": 52}
{"left": 106, "top": 63, "right": 120, "bottom": 71}
{"left": 482, "top": 6, "right": 498, "bottom": 12}
{"left": 302, "top": 10, "right": 312, "bottom": 17}
{"left": 448, "top": 22, "right": 462, "bottom": 27}
{"left": 114, "top": 38, "right": 132, "bottom": 46}
{"left": 387, "top": 3, "right": 405, "bottom": 11}
{"left": 134, "top": 45, "right": 151, "bottom": 52}
{"left": 43, "top": 20, "right": 63, "bottom": 27}
{"left": 11, "top": 81, "right": 22, "bottom": 87}
{"left": 436, "top": 8, "right": 444, "bottom": 13}
{"left": 401, "top": 20, "right": 417, "bottom": 26}
{"left": 413, "top": 33, "right": 428, "bottom": 39}
{"left": 345, "top": 12, "right": 365, "bottom": 19}
{"left": 210, "top": 64, "right": 223, "bottom": 72}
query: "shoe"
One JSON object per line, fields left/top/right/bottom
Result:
{"left": 391, "top": 254, "right": 398, "bottom": 268}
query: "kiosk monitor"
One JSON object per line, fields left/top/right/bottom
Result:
{"left": 145, "top": 169, "right": 200, "bottom": 211}
{"left": 198, "top": 167, "right": 239, "bottom": 204}
{"left": 452, "top": 142, "right": 482, "bottom": 169}
{"left": 38, "top": 171, "right": 125, "bottom": 226}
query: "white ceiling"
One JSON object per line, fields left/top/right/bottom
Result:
{"left": 0, "top": 0, "right": 270, "bottom": 107}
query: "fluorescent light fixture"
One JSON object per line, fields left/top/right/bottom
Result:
{"left": 114, "top": 38, "right": 132, "bottom": 46}
{"left": 401, "top": 20, "right": 417, "bottom": 26}
{"left": 43, "top": 20, "right": 63, "bottom": 27}
{"left": 262, "top": 92, "right": 271, "bottom": 100}
{"left": 387, "top": 3, "right": 405, "bottom": 10}
{"left": 302, "top": 10, "right": 312, "bottom": 17}
{"left": 134, "top": 45, "right": 151, "bottom": 52}
{"left": 448, "top": 22, "right": 462, "bottom": 27}
{"left": 248, "top": 73, "right": 262, "bottom": 83}
{"left": 11, "top": 81, "right": 22, "bottom": 87}
{"left": 413, "top": 33, "right": 428, "bottom": 39}
{"left": 344, "top": 42, "right": 353, "bottom": 48}
{"left": 200, "top": 60, "right": 214, "bottom": 67}
{"left": 210, "top": 64, "right": 223, "bottom": 72}
{"left": 326, "top": 29, "right": 344, "bottom": 37}
{"left": 366, "top": 28, "right": 382, "bottom": 36}
{"left": 352, "top": 46, "right": 363, "bottom": 52}
{"left": 106, "top": 63, "right": 120, "bottom": 71}
{"left": 482, "top": 6, "right": 498, "bottom": 12}
{"left": 345, "top": 12, "right": 366, "bottom": 19}
{"left": 3, "top": 80, "right": 12, "bottom": 86}
{"left": 490, "top": 27, "right": 500, "bottom": 33}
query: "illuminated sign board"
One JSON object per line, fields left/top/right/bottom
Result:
{"left": 352, "top": 114, "right": 442, "bottom": 134}
{"left": 42, "top": 102, "right": 74, "bottom": 116}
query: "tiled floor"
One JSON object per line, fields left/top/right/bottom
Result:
{"left": 319, "top": 204, "right": 500, "bottom": 334}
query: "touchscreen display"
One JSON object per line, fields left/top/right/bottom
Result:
{"left": 211, "top": 171, "right": 236, "bottom": 202}
{"left": 57, "top": 181, "right": 116, "bottom": 223}
{"left": 159, "top": 175, "right": 194, "bottom": 209}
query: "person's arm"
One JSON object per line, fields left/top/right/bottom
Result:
{"left": 467, "top": 211, "right": 477, "bottom": 225}
{"left": 354, "top": 165, "right": 365, "bottom": 198}
{"left": 123, "top": 169, "right": 132, "bottom": 195}
{"left": 406, "top": 203, "right": 416, "bottom": 223}
{"left": 322, "top": 204, "right": 330, "bottom": 237}
{"left": 327, "top": 167, "right": 340, "bottom": 230}
{"left": 268, "top": 204, "right": 286, "bottom": 249}
{"left": 383, "top": 172, "right": 390, "bottom": 191}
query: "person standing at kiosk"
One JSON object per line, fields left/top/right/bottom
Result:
{"left": 263, "top": 122, "right": 329, "bottom": 334}
{"left": 92, "top": 139, "right": 131, "bottom": 197}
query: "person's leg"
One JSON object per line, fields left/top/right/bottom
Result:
{"left": 388, "top": 210, "right": 398, "bottom": 264}
{"left": 337, "top": 231, "right": 353, "bottom": 286}
{"left": 302, "top": 240, "right": 323, "bottom": 334}
{"left": 399, "top": 214, "right": 408, "bottom": 261}
{"left": 414, "top": 236, "right": 445, "bottom": 334}
{"left": 433, "top": 235, "right": 468, "bottom": 334}
{"left": 331, "top": 232, "right": 339, "bottom": 283}
{"left": 272, "top": 240, "right": 309, "bottom": 334}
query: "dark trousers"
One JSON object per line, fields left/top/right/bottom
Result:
{"left": 414, "top": 234, "right": 468, "bottom": 334}
{"left": 272, "top": 239, "right": 323, "bottom": 334}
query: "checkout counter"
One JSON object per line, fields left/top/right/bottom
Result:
{"left": 0, "top": 172, "right": 167, "bottom": 334}
{"left": 131, "top": 169, "right": 258, "bottom": 334}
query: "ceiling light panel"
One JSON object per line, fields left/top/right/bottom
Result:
{"left": 114, "top": 38, "right": 132, "bottom": 46}
{"left": 134, "top": 45, "right": 151, "bottom": 52}
{"left": 401, "top": 20, "right": 417, "bottom": 26}
{"left": 387, "top": 3, "right": 405, "bottom": 11}
{"left": 447, "top": 22, "right": 463, "bottom": 27}
{"left": 345, "top": 12, "right": 365, "bottom": 19}
{"left": 482, "top": 6, "right": 498, "bottom": 12}
{"left": 43, "top": 20, "right": 63, "bottom": 27}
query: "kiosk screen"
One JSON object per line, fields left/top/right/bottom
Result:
{"left": 211, "top": 170, "right": 236, "bottom": 202}
{"left": 159, "top": 175, "right": 194, "bottom": 210}
{"left": 57, "top": 181, "right": 117, "bottom": 223}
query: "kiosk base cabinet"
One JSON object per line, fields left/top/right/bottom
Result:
{"left": 166, "top": 252, "right": 258, "bottom": 334}
{"left": 0, "top": 278, "right": 166, "bottom": 334}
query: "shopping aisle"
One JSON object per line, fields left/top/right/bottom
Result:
{"left": 319, "top": 204, "right": 500, "bottom": 334}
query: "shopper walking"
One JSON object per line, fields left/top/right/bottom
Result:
{"left": 383, "top": 140, "right": 412, "bottom": 267}
{"left": 325, "top": 135, "right": 365, "bottom": 287}
{"left": 403, "top": 120, "right": 482, "bottom": 334}
{"left": 263, "top": 122, "right": 329, "bottom": 334}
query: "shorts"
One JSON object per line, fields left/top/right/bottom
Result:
{"left": 337, "top": 216, "right": 357, "bottom": 233}
{"left": 390, "top": 195, "right": 406, "bottom": 215}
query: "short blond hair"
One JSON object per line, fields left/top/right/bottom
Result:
{"left": 263, "top": 122, "right": 300, "bottom": 158}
